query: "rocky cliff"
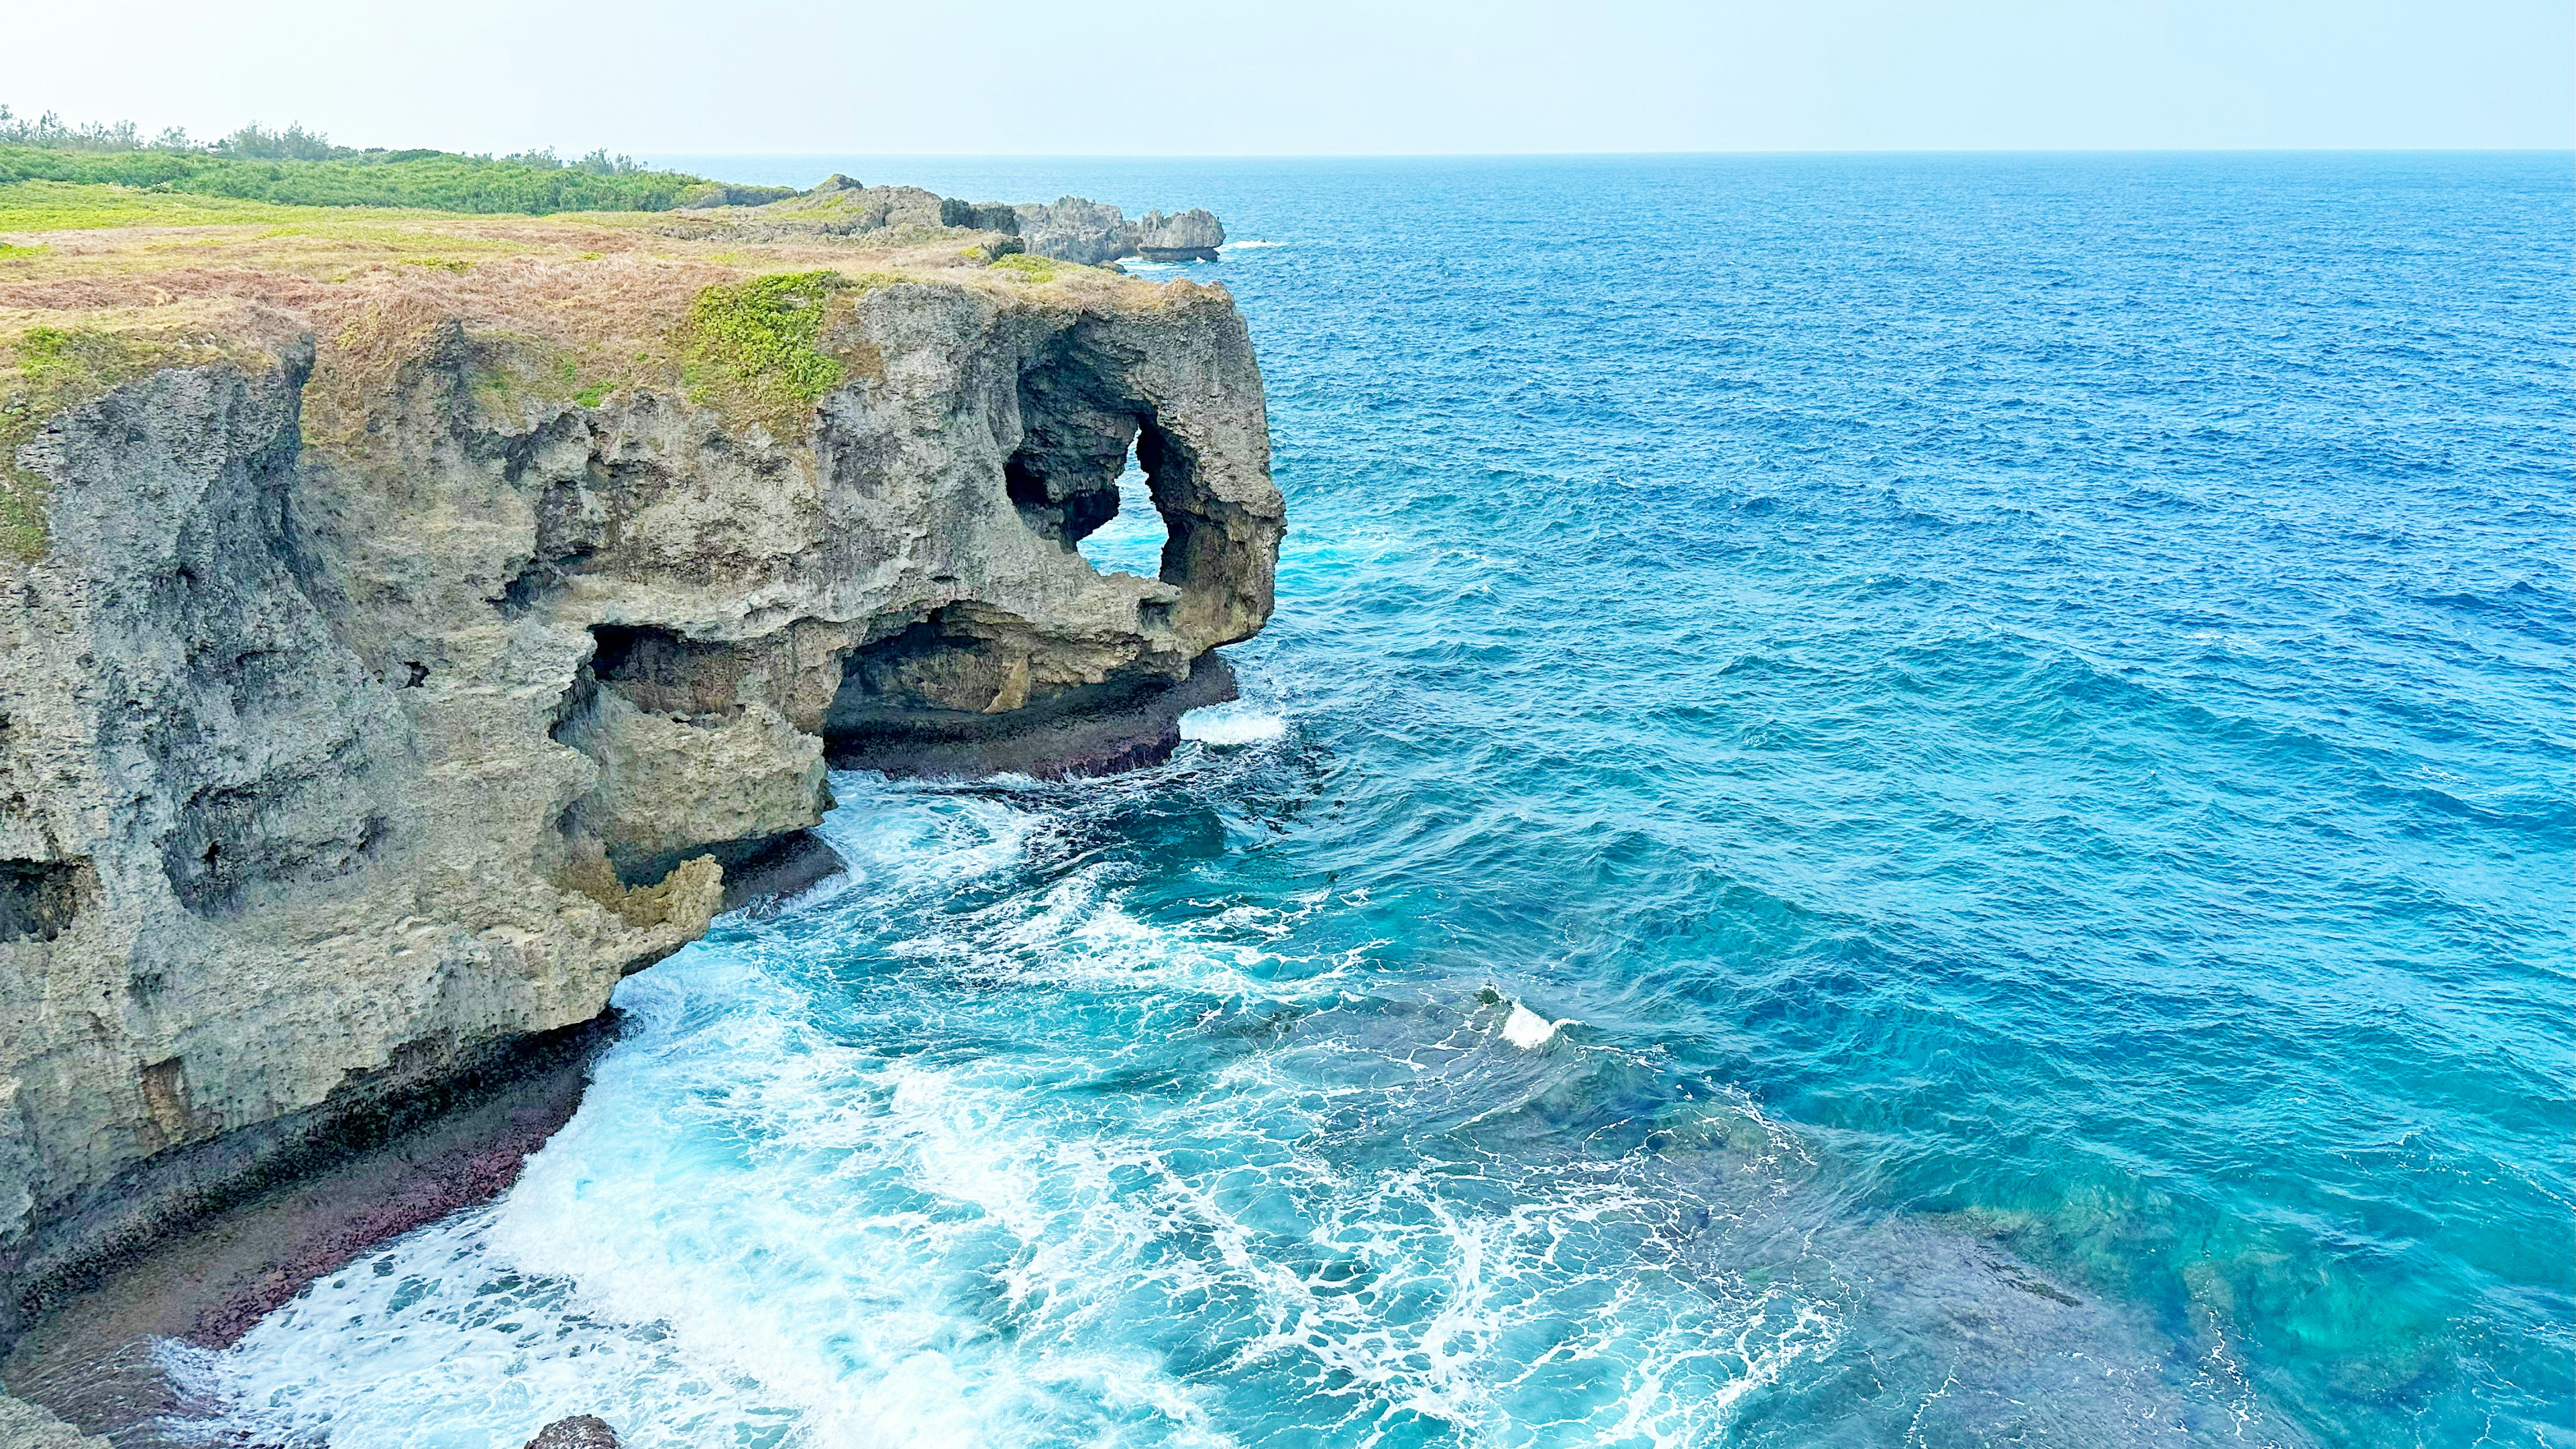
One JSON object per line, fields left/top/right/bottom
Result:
{"left": 0, "top": 203, "right": 1280, "bottom": 1328}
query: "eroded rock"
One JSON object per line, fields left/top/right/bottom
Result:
{"left": 0, "top": 1392, "right": 109, "bottom": 1448}
{"left": 1012, "top": 196, "right": 1135, "bottom": 266}
{"left": 1135, "top": 209, "right": 1226, "bottom": 261}
{"left": 0, "top": 222, "right": 1279, "bottom": 1328}
{"left": 652, "top": 181, "right": 1230, "bottom": 268}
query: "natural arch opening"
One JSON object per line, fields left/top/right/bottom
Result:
{"left": 1004, "top": 334, "right": 1187, "bottom": 584}
{"left": 1075, "top": 441, "right": 1173, "bottom": 580}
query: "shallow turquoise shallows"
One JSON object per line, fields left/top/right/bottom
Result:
{"left": 178, "top": 156, "right": 2573, "bottom": 1449}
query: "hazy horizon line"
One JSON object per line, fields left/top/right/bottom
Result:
{"left": 642, "top": 146, "right": 2573, "bottom": 162}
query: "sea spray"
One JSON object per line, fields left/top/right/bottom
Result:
{"left": 1179, "top": 702, "right": 1289, "bottom": 748}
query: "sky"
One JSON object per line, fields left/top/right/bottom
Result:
{"left": 2, "top": 1, "right": 2567, "bottom": 157}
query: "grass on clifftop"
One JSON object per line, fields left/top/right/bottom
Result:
{"left": 0, "top": 119, "right": 1189, "bottom": 512}
{"left": 0, "top": 178, "right": 361, "bottom": 231}
{"left": 988, "top": 252, "right": 1073, "bottom": 283}
{"left": 0, "top": 156, "right": 1182, "bottom": 498}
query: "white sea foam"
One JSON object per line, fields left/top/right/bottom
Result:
{"left": 1501, "top": 1002, "right": 1570, "bottom": 1049}
{"left": 178, "top": 783, "right": 1835, "bottom": 1448}
{"left": 1216, "top": 239, "right": 1283, "bottom": 250}
{"left": 1179, "top": 702, "right": 1287, "bottom": 747}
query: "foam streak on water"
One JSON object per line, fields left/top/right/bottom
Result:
{"left": 178, "top": 773, "right": 2320, "bottom": 1449}
{"left": 183, "top": 777, "right": 1861, "bottom": 1448}
{"left": 190, "top": 156, "right": 2571, "bottom": 1448}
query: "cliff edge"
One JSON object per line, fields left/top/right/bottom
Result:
{"left": 0, "top": 201, "right": 1281, "bottom": 1328}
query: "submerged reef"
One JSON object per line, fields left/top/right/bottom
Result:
{"left": 0, "top": 183, "right": 1281, "bottom": 1368}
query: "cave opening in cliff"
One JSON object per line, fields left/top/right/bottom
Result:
{"left": 0, "top": 858, "right": 89, "bottom": 943}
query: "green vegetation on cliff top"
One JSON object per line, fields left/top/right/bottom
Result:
{"left": 0, "top": 109, "right": 788, "bottom": 217}
{"left": 988, "top": 252, "right": 1074, "bottom": 283}
{"left": 0, "top": 144, "right": 739, "bottom": 217}
{"left": 0, "top": 178, "right": 441, "bottom": 231}
{"left": 679, "top": 271, "right": 854, "bottom": 433}
{"left": 0, "top": 112, "right": 1159, "bottom": 549}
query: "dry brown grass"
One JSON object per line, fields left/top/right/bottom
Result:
{"left": 0, "top": 209, "right": 1166, "bottom": 352}
{"left": 0, "top": 209, "right": 1236, "bottom": 551}
{"left": 0, "top": 205, "right": 1236, "bottom": 551}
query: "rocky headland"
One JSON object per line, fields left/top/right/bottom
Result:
{"left": 671, "top": 175, "right": 1228, "bottom": 264}
{"left": 0, "top": 179, "right": 1278, "bottom": 1436}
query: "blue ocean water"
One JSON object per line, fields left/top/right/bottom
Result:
{"left": 176, "top": 156, "right": 2571, "bottom": 1448}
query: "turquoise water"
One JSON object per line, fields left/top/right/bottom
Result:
{"left": 178, "top": 156, "right": 2571, "bottom": 1448}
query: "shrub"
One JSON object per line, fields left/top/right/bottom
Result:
{"left": 989, "top": 252, "right": 1072, "bottom": 283}
{"left": 678, "top": 272, "right": 850, "bottom": 431}
{"left": 0, "top": 104, "right": 724, "bottom": 215}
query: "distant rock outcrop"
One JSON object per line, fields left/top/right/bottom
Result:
{"left": 651, "top": 180, "right": 1228, "bottom": 267}
{"left": 1010, "top": 195, "right": 1134, "bottom": 264}
{"left": 1134, "top": 209, "right": 1225, "bottom": 261}
{"left": 1012, "top": 198, "right": 1228, "bottom": 264}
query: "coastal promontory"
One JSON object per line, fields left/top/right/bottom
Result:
{"left": 0, "top": 181, "right": 1281, "bottom": 1343}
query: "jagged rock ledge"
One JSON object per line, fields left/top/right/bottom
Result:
{"left": 0, "top": 192, "right": 1282, "bottom": 1392}
{"left": 667, "top": 175, "right": 1229, "bottom": 265}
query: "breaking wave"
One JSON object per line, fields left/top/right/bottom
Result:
{"left": 1179, "top": 702, "right": 1289, "bottom": 747}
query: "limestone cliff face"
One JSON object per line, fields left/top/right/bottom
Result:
{"left": 0, "top": 236, "right": 1280, "bottom": 1309}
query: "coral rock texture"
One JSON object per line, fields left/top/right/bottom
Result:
{"left": 524, "top": 1415, "right": 621, "bottom": 1449}
{"left": 1134, "top": 209, "right": 1227, "bottom": 261}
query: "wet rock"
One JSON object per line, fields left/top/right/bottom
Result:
{"left": 0, "top": 1393, "right": 108, "bottom": 1448}
{"left": 524, "top": 1415, "right": 620, "bottom": 1449}
{"left": 717, "top": 830, "right": 846, "bottom": 915}
{"left": 832, "top": 651, "right": 1242, "bottom": 780}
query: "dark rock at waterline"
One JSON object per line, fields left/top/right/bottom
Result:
{"left": 0, "top": 1018, "right": 615, "bottom": 1440}
{"left": 829, "top": 653, "right": 1240, "bottom": 780}
{"left": 525, "top": 1415, "right": 621, "bottom": 1449}
{"left": 716, "top": 830, "right": 845, "bottom": 915}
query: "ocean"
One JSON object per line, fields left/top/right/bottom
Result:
{"left": 172, "top": 155, "right": 2571, "bottom": 1448}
